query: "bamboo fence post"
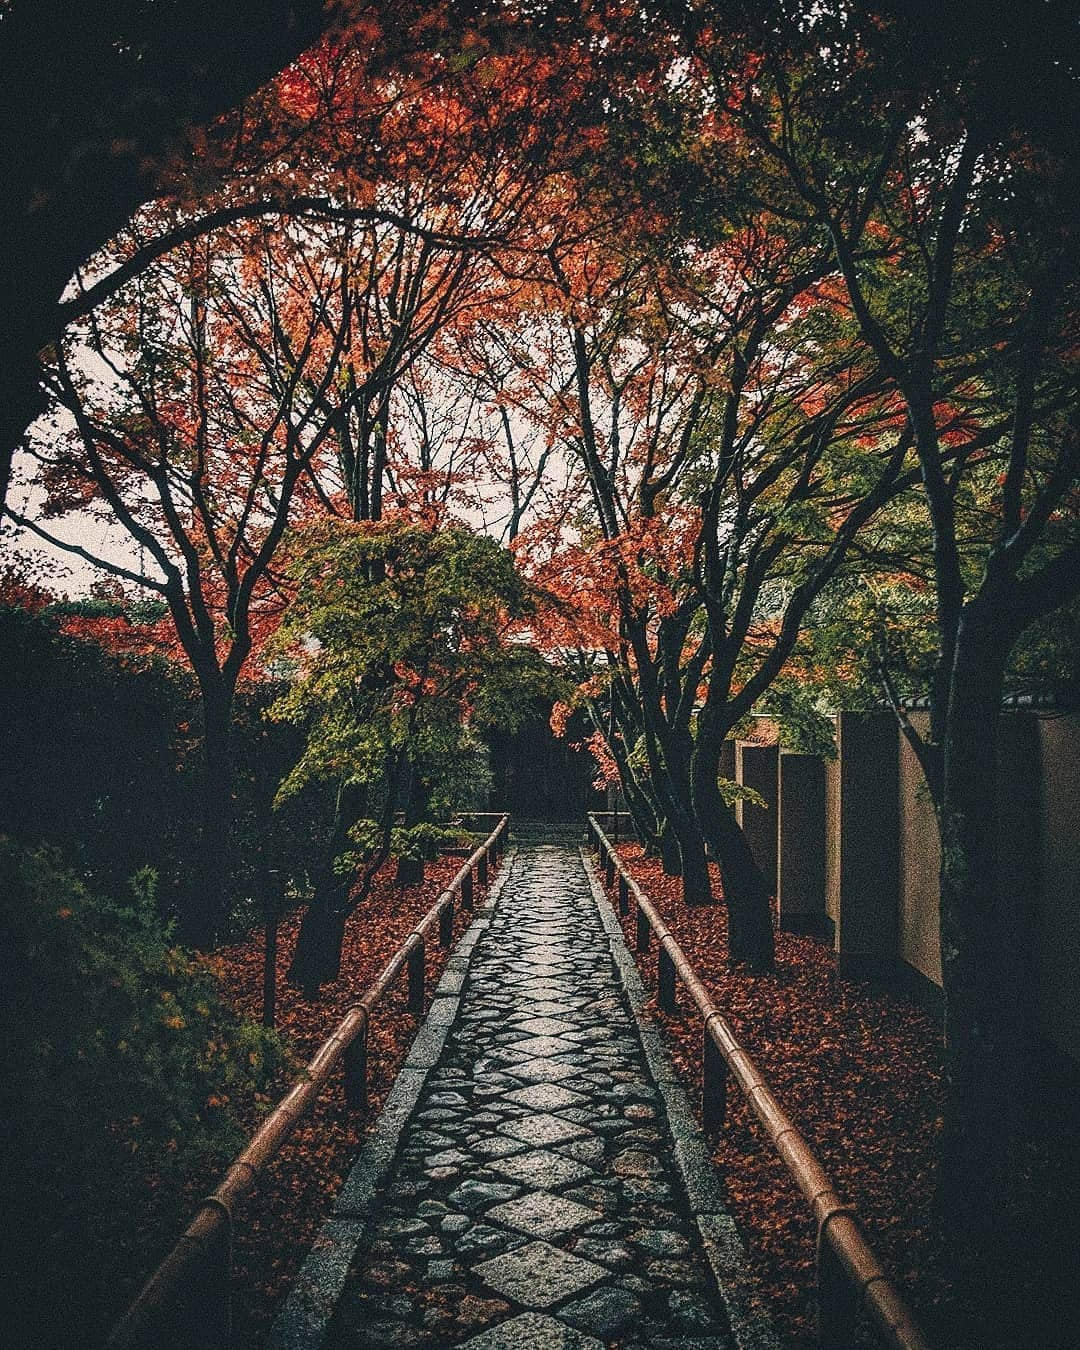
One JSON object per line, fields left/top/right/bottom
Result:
{"left": 636, "top": 904, "right": 650, "bottom": 953}
{"left": 407, "top": 940, "right": 426, "bottom": 1015}
{"left": 343, "top": 1016, "right": 368, "bottom": 1111}
{"left": 702, "top": 1029, "right": 728, "bottom": 1133}
{"left": 658, "top": 945, "right": 678, "bottom": 1012}
{"left": 439, "top": 895, "right": 454, "bottom": 948}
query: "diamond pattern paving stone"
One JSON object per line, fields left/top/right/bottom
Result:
{"left": 508, "top": 1035, "right": 579, "bottom": 1058}
{"left": 490, "top": 1149, "right": 595, "bottom": 1191}
{"left": 313, "top": 837, "right": 739, "bottom": 1350}
{"left": 508, "top": 1058, "right": 580, "bottom": 1084}
{"left": 503, "top": 1083, "right": 585, "bottom": 1111}
{"left": 486, "top": 1191, "right": 603, "bottom": 1240}
{"left": 501, "top": 1114, "right": 590, "bottom": 1148}
{"left": 474, "top": 1240, "right": 606, "bottom": 1308}
{"left": 512, "top": 1016, "right": 579, "bottom": 1036}
{"left": 459, "top": 1311, "right": 604, "bottom": 1350}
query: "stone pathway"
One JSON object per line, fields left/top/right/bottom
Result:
{"left": 321, "top": 839, "right": 737, "bottom": 1349}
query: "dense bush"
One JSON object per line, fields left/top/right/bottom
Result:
{"left": 0, "top": 603, "right": 194, "bottom": 894}
{"left": 0, "top": 840, "right": 288, "bottom": 1348}
{"left": 0, "top": 603, "right": 332, "bottom": 934}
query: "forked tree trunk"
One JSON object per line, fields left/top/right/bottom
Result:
{"left": 664, "top": 736, "right": 713, "bottom": 905}
{"left": 692, "top": 705, "right": 775, "bottom": 970}
{"left": 288, "top": 780, "right": 365, "bottom": 994}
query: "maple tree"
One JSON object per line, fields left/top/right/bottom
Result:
{"left": 696, "top": 0, "right": 1080, "bottom": 1203}
{"left": 13, "top": 215, "right": 369, "bottom": 942}
{"left": 497, "top": 160, "right": 924, "bottom": 967}
{"left": 267, "top": 517, "right": 540, "bottom": 992}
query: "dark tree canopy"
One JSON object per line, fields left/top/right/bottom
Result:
{"left": 0, "top": 0, "right": 326, "bottom": 500}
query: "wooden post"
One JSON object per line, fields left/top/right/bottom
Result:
{"left": 604, "top": 851, "right": 615, "bottom": 887}
{"left": 461, "top": 868, "right": 474, "bottom": 911}
{"left": 262, "top": 869, "right": 280, "bottom": 1030}
{"left": 439, "top": 896, "right": 454, "bottom": 948}
{"left": 408, "top": 940, "right": 425, "bottom": 1015}
{"left": 658, "top": 946, "right": 678, "bottom": 1012}
{"left": 478, "top": 848, "right": 489, "bottom": 886}
{"left": 618, "top": 873, "right": 629, "bottom": 915}
{"left": 817, "top": 1220, "right": 859, "bottom": 1348}
{"left": 343, "top": 1019, "right": 368, "bottom": 1111}
{"left": 636, "top": 905, "right": 650, "bottom": 953}
{"left": 702, "top": 1030, "right": 728, "bottom": 1133}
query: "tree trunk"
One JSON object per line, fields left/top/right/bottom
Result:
{"left": 179, "top": 687, "right": 234, "bottom": 948}
{"left": 936, "top": 604, "right": 1034, "bottom": 1225}
{"left": 395, "top": 767, "right": 427, "bottom": 887}
{"left": 656, "top": 818, "right": 683, "bottom": 874}
{"left": 287, "top": 779, "right": 365, "bottom": 994}
{"left": 692, "top": 705, "right": 775, "bottom": 970}
{"left": 665, "top": 733, "right": 713, "bottom": 905}
{"left": 288, "top": 891, "right": 349, "bottom": 996}
{"left": 621, "top": 774, "right": 663, "bottom": 855}
{"left": 675, "top": 820, "right": 713, "bottom": 906}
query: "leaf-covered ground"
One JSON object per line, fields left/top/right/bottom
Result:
{"left": 109, "top": 841, "right": 1077, "bottom": 1349}
{"left": 116, "top": 854, "right": 488, "bottom": 1350}
{"left": 601, "top": 845, "right": 944, "bottom": 1348}
{"left": 600, "top": 844, "right": 1080, "bottom": 1350}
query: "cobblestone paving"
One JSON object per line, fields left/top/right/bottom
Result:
{"left": 324, "top": 841, "right": 734, "bottom": 1350}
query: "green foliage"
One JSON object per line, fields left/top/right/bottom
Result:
{"left": 718, "top": 779, "right": 768, "bottom": 811}
{"left": 338, "top": 819, "right": 463, "bottom": 871}
{"left": 1006, "top": 597, "right": 1080, "bottom": 705}
{"left": 0, "top": 839, "right": 286, "bottom": 1239}
{"left": 762, "top": 681, "right": 838, "bottom": 759}
{"left": 268, "top": 519, "right": 545, "bottom": 844}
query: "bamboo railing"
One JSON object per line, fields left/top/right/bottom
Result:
{"left": 108, "top": 815, "right": 510, "bottom": 1350}
{"left": 586, "top": 814, "right": 929, "bottom": 1350}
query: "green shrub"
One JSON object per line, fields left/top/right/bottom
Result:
{"left": 0, "top": 841, "right": 287, "bottom": 1346}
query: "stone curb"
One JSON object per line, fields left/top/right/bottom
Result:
{"left": 265, "top": 849, "right": 520, "bottom": 1350}
{"left": 580, "top": 848, "right": 782, "bottom": 1350}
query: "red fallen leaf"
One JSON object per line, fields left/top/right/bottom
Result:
{"left": 115, "top": 853, "right": 496, "bottom": 1349}
{"left": 603, "top": 844, "right": 948, "bottom": 1350}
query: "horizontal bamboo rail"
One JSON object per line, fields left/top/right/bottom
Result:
{"left": 586, "top": 814, "right": 929, "bottom": 1350}
{"left": 109, "top": 814, "right": 510, "bottom": 1350}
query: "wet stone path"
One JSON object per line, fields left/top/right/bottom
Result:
{"left": 324, "top": 841, "right": 735, "bottom": 1350}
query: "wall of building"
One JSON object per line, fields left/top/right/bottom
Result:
{"left": 757, "top": 708, "right": 1080, "bottom": 1076}
{"left": 897, "top": 713, "right": 942, "bottom": 989}
{"left": 1036, "top": 714, "right": 1080, "bottom": 1073}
